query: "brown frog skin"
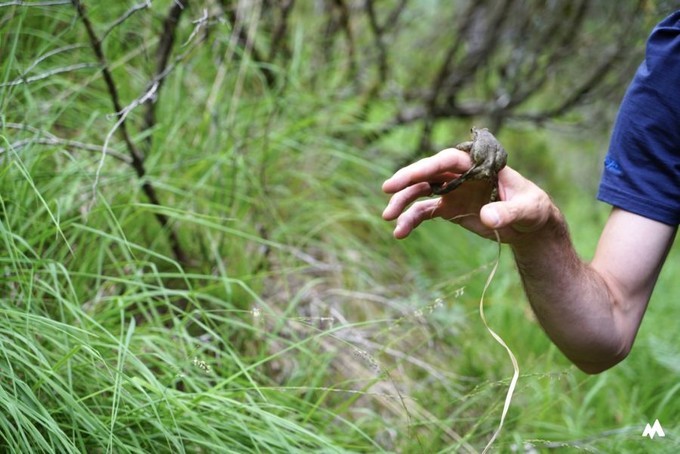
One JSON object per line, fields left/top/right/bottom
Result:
{"left": 430, "top": 127, "right": 507, "bottom": 201}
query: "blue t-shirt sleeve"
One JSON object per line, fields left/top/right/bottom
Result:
{"left": 597, "top": 11, "right": 680, "bottom": 226}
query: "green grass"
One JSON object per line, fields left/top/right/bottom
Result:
{"left": 1, "top": 2, "right": 678, "bottom": 453}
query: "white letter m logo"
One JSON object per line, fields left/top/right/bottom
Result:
{"left": 642, "top": 419, "right": 665, "bottom": 439}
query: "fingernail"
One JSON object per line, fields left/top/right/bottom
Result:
{"left": 485, "top": 206, "right": 501, "bottom": 227}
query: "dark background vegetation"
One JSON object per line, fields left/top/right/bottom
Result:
{"left": 1, "top": 0, "right": 679, "bottom": 452}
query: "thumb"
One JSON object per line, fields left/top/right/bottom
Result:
{"left": 480, "top": 203, "right": 505, "bottom": 229}
{"left": 480, "top": 199, "right": 547, "bottom": 233}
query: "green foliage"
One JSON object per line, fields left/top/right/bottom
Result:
{"left": 1, "top": 1, "right": 679, "bottom": 453}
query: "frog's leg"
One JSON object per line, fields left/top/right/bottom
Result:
{"left": 430, "top": 165, "right": 484, "bottom": 195}
{"left": 455, "top": 141, "right": 473, "bottom": 152}
{"left": 429, "top": 140, "right": 478, "bottom": 195}
{"left": 430, "top": 141, "right": 484, "bottom": 195}
{"left": 489, "top": 174, "right": 500, "bottom": 202}
{"left": 431, "top": 159, "right": 500, "bottom": 197}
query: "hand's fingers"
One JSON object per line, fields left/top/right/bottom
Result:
{"left": 382, "top": 181, "right": 433, "bottom": 221}
{"left": 382, "top": 148, "right": 473, "bottom": 194}
{"left": 392, "top": 198, "right": 442, "bottom": 239}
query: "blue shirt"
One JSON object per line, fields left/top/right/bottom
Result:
{"left": 598, "top": 11, "right": 680, "bottom": 226}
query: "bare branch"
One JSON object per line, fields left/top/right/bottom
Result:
{"left": 0, "top": 63, "right": 97, "bottom": 87}
{"left": 226, "top": 0, "right": 264, "bottom": 127}
{"left": 92, "top": 82, "right": 159, "bottom": 203}
{"left": 268, "top": 0, "right": 295, "bottom": 62}
{"left": 142, "top": 0, "right": 187, "bottom": 150}
{"left": 332, "top": 0, "right": 357, "bottom": 80}
{"left": 0, "top": 0, "right": 69, "bottom": 6}
{"left": 1, "top": 122, "right": 131, "bottom": 163}
{"left": 364, "top": 0, "right": 408, "bottom": 81}
{"left": 356, "top": 0, "right": 649, "bottom": 154}
{"left": 220, "top": 0, "right": 277, "bottom": 88}
{"left": 365, "top": 0, "right": 388, "bottom": 81}
{"left": 71, "top": 0, "right": 189, "bottom": 265}
{"left": 495, "top": 0, "right": 588, "bottom": 114}
{"left": 440, "top": 0, "right": 514, "bottom": 100}
{"left": 19, "top": 44, "right": 87, "bottom": 75}
{"left": 510, "top": 1, "right": 646, "bottom": 124}
{"left": 0, "top": 138, "right": 131, "bottom": 163}
{"left": 383, "top": 0, "right": 408, "bottom": 31}
{"left": 415, "top": 1, "right": 481, "bottom": 151}
{"left": 70, "top": 0, "right": 144, "bottom": 165}
{"left": 183, "top": 8, "right": 208, "bottom": 47}
{"left": 515, "top": 47, "right": 627, "bottom": 123}
{"left": 100, "top": 0, "right": 151, "bottom": 41}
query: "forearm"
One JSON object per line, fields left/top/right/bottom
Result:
{"left": 510, "top": 206, "right": 630, "bottom": 374}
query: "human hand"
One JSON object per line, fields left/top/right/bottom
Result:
{"left": 381, "top": 147, "right": 555, "bottom": 243}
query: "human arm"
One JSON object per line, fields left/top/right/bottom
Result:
{"left": 382, "top": 148, "right": 676, "bottom": 373}
{"left": 511, "top": 207, "right": 675, "bottom": 373}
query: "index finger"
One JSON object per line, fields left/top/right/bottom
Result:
{"left": 382, "top": 148, "right": 473, "bottom": 194}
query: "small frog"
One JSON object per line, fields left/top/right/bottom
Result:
{"left": 430, "top": 127, "right": 507, "bottom": 201}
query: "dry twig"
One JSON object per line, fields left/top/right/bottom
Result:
{"left": 71, "top": 0, "right": 189, "bottom": 265}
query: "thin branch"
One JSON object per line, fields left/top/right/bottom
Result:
{"left": 0, "top": 62, "right": 97, "bottom": 87}
{"left": 441, "top": 0, "right": 513, "bottom": 99}
{"left": 427, "top": 2, "right": 478, "bottom": 106}
{"left": 20, "top": 44, "right": 87, "bottom": 75}
{"left": 267, "top": 0, "right": 294, "bottom": 62}
{"left": 332, "top": 0, "right": 357, "bottom": 80}
{"left": 70, "top": 0, "right": 144, "bottom": 165}
{"left": 0, "top": 138, "right": 131, "bottom": 163}
{"left": 515, "top": 48, "right": 626, "bottom": 123}
{"left": 182, "top": 7, "right": 208, "bottom": 47}
{"left": 221, "top": 0, "right": 277, "bottom": 88}
{"left": 226, "top": 0, "right": 263, "bottom": 128}
{"left": 142, "top": 0, "right": 187, "bottom": 150}
{"left": 71, "top": 0, "right": 189, "bottom": 265}
{"left": 363, "top": 0, "right": 408, "bottom": 77}
{"left": 100, "top": 0, "right": 151, "bottom": 41}
{"left": 415, "top": 1, "right": 479, "bottom": 151}
{"left": 383, "top": 0, "right": 408, "bottom": 31}
{"left": 497, "top": 0, "right": 588, "bottom": 113}
{"left": 1, "top": 122, "right": 131, "bottom": 162}
{"left": 365, "top": 0, "right": 388, "bottom": 81}
{"left": 0, "top": 0, "right": 69, "bottom": 6}
{"left": 91, "top": 82, "right": 159, "bottom": 205}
